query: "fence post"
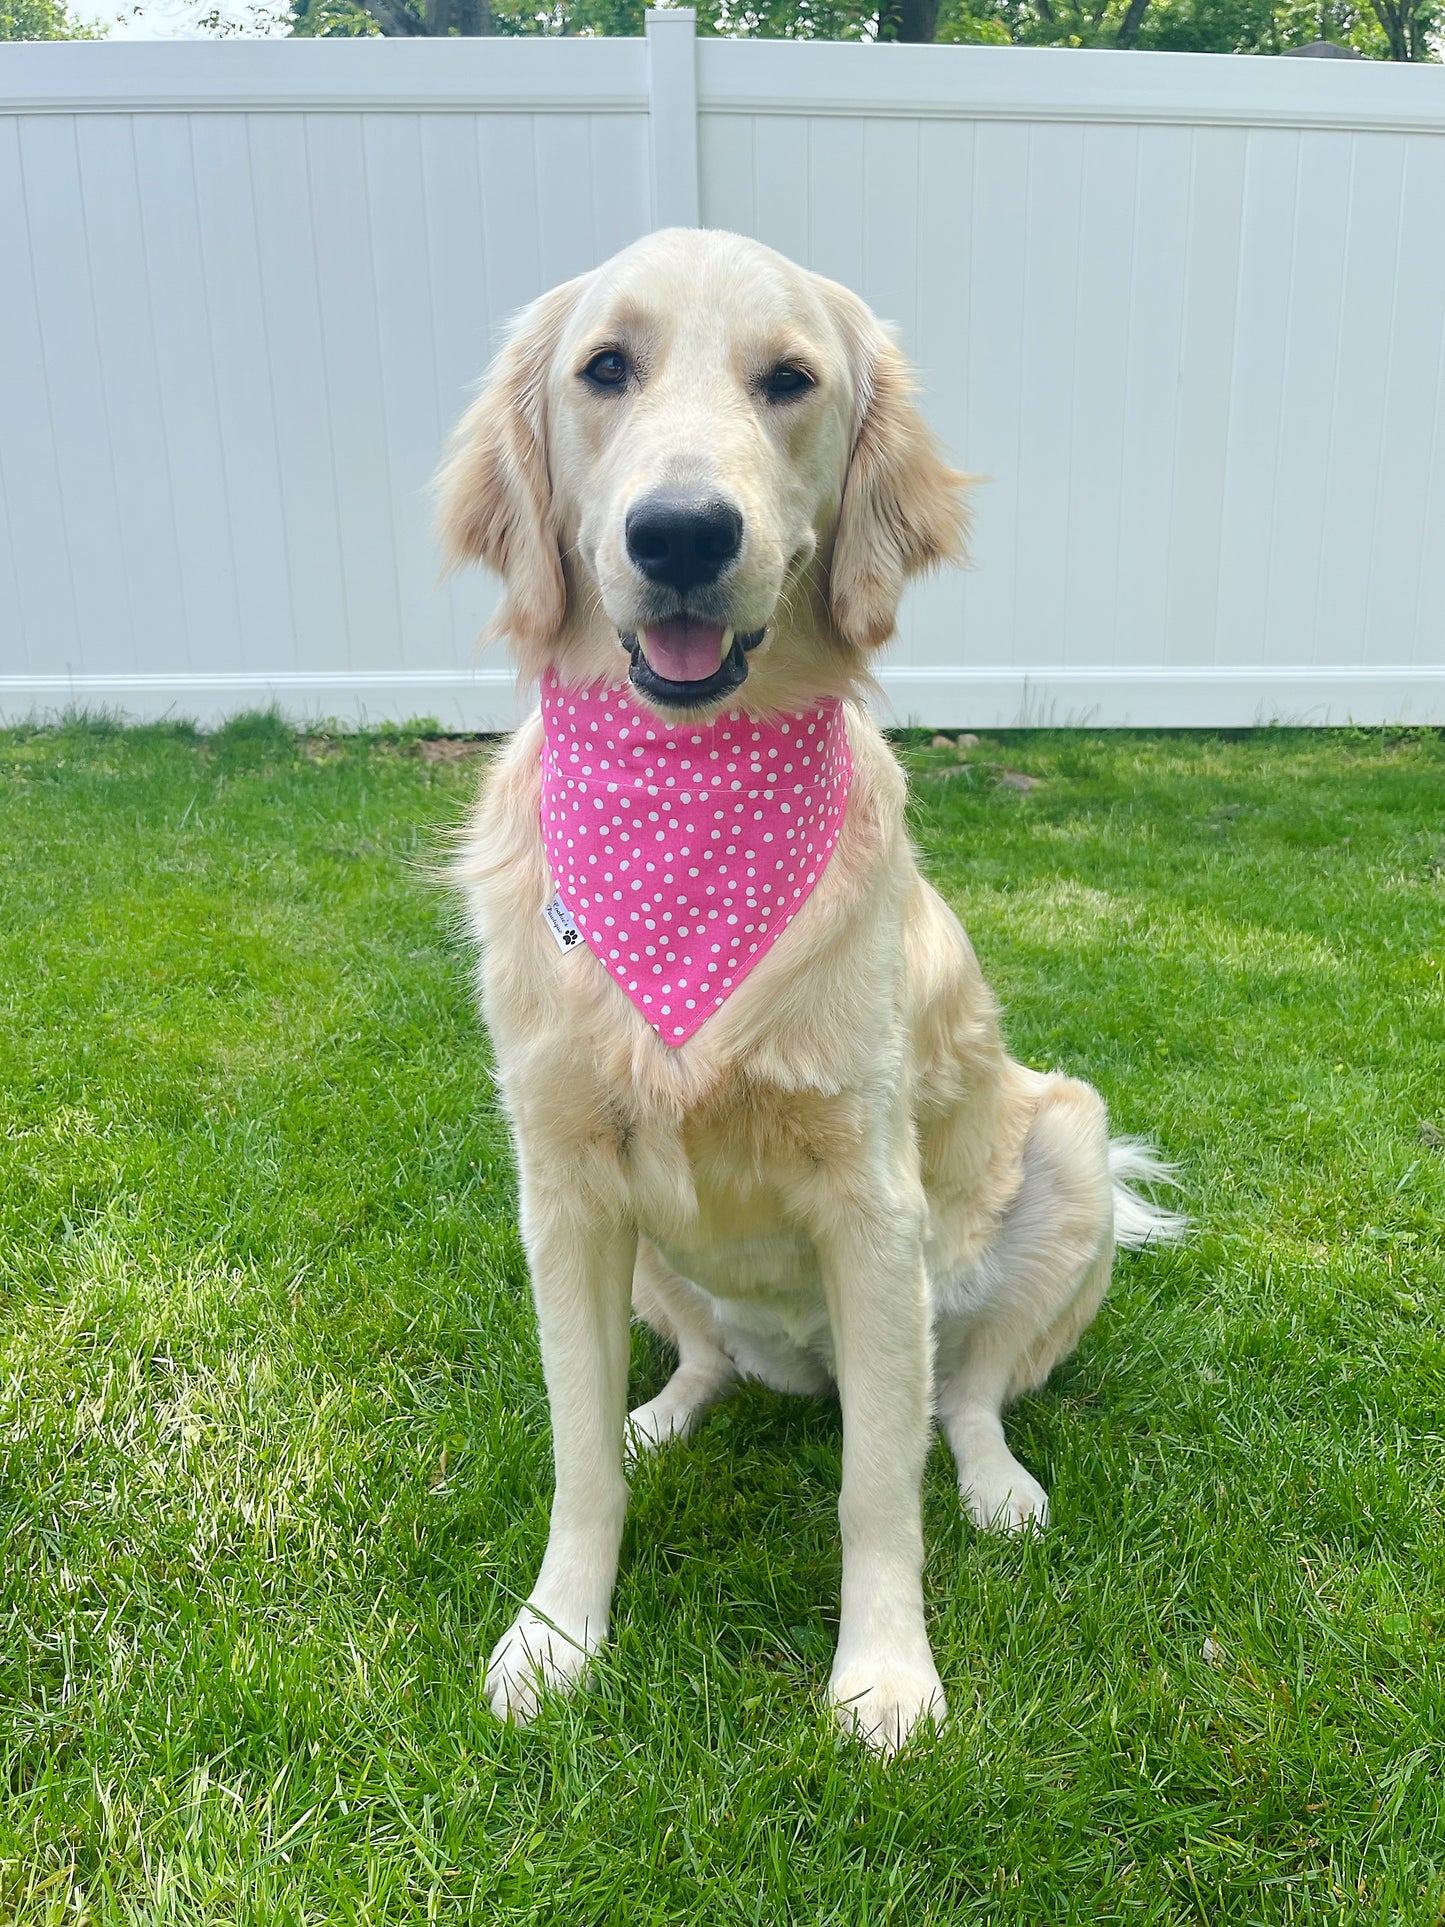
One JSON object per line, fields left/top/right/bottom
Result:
{"left": 645, "top": 7, "right": 700, "bottom": 229}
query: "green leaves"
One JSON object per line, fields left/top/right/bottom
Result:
{"left": 306, "top": 0, "right": 1438, "bottom": 57}
{"left": 1, "top": 0, "right": 98, "bottom": 37}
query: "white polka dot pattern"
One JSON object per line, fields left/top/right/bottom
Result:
{"left": 539, "top": 672, "right": 853, "bottom": 1048}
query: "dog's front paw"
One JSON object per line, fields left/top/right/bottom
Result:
{"left": 960, "top": 1458, "right": 1050, "bottom": 1535}
{"left": 484, "top": 1602, "right": 602, "bottom": 1726}
{"left": 624, "top": 1393, "right": 688, "bottom": 1459}
{"left": 625, "top": 1356, "right": 735, "bottom": 1462}
{"left": 830, "top": 1652, "right": 947, "bottom": 1757}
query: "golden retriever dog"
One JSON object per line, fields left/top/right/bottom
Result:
{"left": 439, "top": 228, "right": 1181, "bottom": 1754}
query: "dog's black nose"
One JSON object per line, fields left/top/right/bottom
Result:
{"left": 625, "top": 493, "right": 743, "bottom": 594}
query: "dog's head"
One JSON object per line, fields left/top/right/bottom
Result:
{"left": 436, "top": 228, "right": 970, "bottom": 714}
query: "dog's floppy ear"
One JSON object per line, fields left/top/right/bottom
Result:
{"left": 827, "top": 293, "right": 971, "bottom": 653}
{"left": 434, "top": 277, "right": 582, "bottom": 648}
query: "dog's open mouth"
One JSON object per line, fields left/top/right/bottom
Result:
{"left": 623, "top": 619, "right": 766, "bottom": 709}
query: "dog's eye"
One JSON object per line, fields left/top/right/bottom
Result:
{"left": 581, "top": 349, "right": 630, "bottom": 390}
{"left": 763, "top": 363, "right": 814, "bottom": 402}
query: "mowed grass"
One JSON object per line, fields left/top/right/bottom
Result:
{"left": 1, "top": 713, "right": 1443, "bottom": 1926}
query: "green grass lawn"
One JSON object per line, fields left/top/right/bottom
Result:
{"left": 1, "top": 714, "right": 1442, "bottom": 1925}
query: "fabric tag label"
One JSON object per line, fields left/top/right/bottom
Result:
{"left": 542, "top": 892, "right": 585, "bottom": 954}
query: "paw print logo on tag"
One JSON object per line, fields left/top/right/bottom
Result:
{"left": 543, "top": 893, "right": 586, "bottom": 954}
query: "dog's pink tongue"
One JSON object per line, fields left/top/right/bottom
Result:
{"left": 641, "top": 618, "right": 727, "bottom": 683}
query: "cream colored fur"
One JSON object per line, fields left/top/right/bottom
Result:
{"left": 440, "top": 229, "right": 1181, "bottom": 1756}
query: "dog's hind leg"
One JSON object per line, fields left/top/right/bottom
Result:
{"left": 627, "top": 1241, "right": 737, "bottom": 1456}
{"left": 932, "top": 1075, "right": 1115, "bottom": 1534}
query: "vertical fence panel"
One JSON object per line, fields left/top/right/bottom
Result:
{"left": 1313, "top": 135, "right": 1407, "bottom": 670}
{"left": 363, "top": 111, "right": 451, "bottom": 672}
{"left": 1012, "top": 120, "right": 1085, "bottom": 674}
{"left": 1212, "top": 128, "right": 1297, "bottom": 672}
{"left": 77, "top": 113, "right": 189, "bottom": 678}
{"left": 1109, "top": 122, "right": 1191, "bottom": 680}
{"left": 303, "top": 112, "right": 405, "bottom": 672}
{"left": 960, "top": 118, "right": 1031, "bottom": 683}
{"left": 0, "top": 121, "right": 59, "bottom": 668}
{"left": 907, "top": 118, "right": 972, "bottom": 680}
{"left": 747, "top": 116, "right": 811, "bottom": 265}
{"left": 19, "top": 115, "right": 132, "bottom": 676}
{"left": 1060, "top": 122, "right": 1138, "bottom": 677}
{"left": 247, "top": 109, "right": 349, "bottom": 677}
{"left": 476, "top": 117, "right": 545, "bottom": 325}
{"left": 1362, "top": 138, "right": 1445, "bottom": 672}
{"left": 1162, "top": 126, "right": 1246, "bottom": 671}
{"left": 420, "top": 111, "right": 498, "bottom": 655}
{"left": 1261, "top": 133, "right": 1349, "bottom": 677}
{"left": 133, "top": 111, "right": 248, "bottom": 676}
{"left": 191, "top": 114, "right": 298, "bottom": 676}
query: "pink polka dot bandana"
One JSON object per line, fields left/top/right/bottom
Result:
{"left": 539, "top": 672, "right": 853, "bottom": 1047}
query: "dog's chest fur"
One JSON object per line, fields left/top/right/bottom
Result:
{"left": 456, "top": 704, "right": 1022, "bottom": 1366}
{"left": 622, "top": 1093, "right": 849, "bottom": 1384}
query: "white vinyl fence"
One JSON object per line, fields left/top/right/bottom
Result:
{"left": 2, "top": 21, "right": 1444, "bottom": 728}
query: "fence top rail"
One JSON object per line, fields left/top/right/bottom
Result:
{"left": 696, "top": 40, "right": 1445, "bottom": 133}
{"left": 0, "top": 37, "right": 650, "bottom": 114}
{"left": 2, "top": 34, "right": 1443, "bottom": 131}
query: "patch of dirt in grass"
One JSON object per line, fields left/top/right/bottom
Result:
{"left": 414, "top": 737, "right": 497, "bottom": 766}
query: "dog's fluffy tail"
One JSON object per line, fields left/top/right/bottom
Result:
{"left": 1109, "top": 1137, "right": 1189, "bottom": 1250}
